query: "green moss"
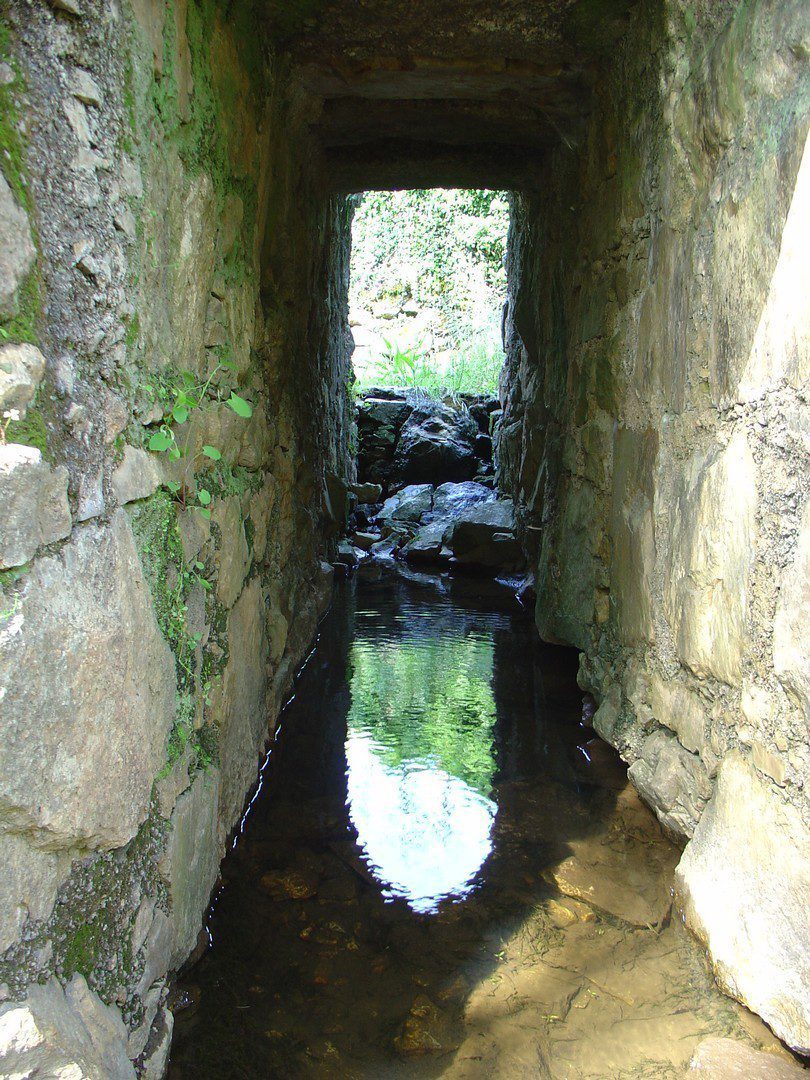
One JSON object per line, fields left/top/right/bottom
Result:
{"left": 130, "top": 491, "right": 195, "bottom": 683}
{"left": 5, "top": 404, "right": 49, "bottom": 458}
{"left": 206, "top": 460, "right": 262, "bottom": 500}
{"left": 0, "top": 809, "right": 168, "bottom": 1020}
{"left": 0, "top": 11, "right": 42, "bottom": 343}
{"left": 124, "top": 311, "right": 140, "bottom": 350}
{"left": 130, "top": 491, "right": 224, "bottom": 773}
{"left": 0, "top": 11, "right": 32, "bottom": 212}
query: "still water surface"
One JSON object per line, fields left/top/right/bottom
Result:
{"left": 168, "top": 571, "right": 786, "bottom": 1078}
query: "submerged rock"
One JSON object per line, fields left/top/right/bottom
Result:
{"left": 689, "top": 1037, "right": 805, "bottom": 1078}
{"left": 394, "top": 996, "right": 458, "bottom": 1056}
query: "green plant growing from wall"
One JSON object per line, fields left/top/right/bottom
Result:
{"left": 145, "top": 360, "right": 253, "bottom": 519}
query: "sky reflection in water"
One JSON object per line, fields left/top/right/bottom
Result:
{"left": 345, "top": 630, "right": 498, "bottom": 912}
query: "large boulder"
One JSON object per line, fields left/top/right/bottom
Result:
{"left": 0, "top": 511, "right": 176, "bottom": 850}
{"left": 391, "top": 402, "right": 478, "bottom": 485}
{"left": 444, "top": 499, "right": 522, "bottom": 569}
{"left": 377, "top": 483, "right": 434, "bottom": 523}
{"left": 674, "top": 755, "right": 810, "bottom": 1053}
{"left": 356, "top": 395, "right": 413, "bottom": 488}
{"left": 427, "top": 480, "right": 495, "bottom": 520}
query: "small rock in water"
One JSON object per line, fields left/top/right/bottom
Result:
{"left": 394, "top": 995, "right": 458, "bottom": 1056}
{"left": 260, "top": 868, "right": 318, "bottom": 900}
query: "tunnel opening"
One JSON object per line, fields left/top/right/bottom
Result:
{"left": 0, "top": 0, "right": 807, "bottom": 1075}
{"left": 348, "top": 188, "right": 509, "bottom": 398}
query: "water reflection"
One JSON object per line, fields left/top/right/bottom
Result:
{"left": 346, "top": 630, "right": 498, "bottom": 911}
{"left": 168, "top": 573, "right": 785, "bottom": 1080}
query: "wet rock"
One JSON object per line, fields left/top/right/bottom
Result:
{"left": 0, "top": 444, "right": 71, "bottom": 568}
{"left": 0, "top": 342, "right": 45, "bottom": 418}
{"left": 378, "top": 483, "right": 434, "bottom": 522}
{"left": 444, "top": 499, "right": 522, "bottom": 569}
{"left": 0, "top": 976, "right": 134, "bottom": 1079}
{"left": 543, "top": 787, "right": 676, "bottom": 927}
{"left": 394, "top": 995, "right": 457, "bottom": 1056}
{"left": 689, "top": 1037, "right": 805, "bottom": 1077}
{"left": 216, "top": 579, "right": 269, "bottom": 833}
{"left": 675, "top": 755, "right": 810, "bottom": 1053}
{"left": 0, "top": 511, "right": 175, "bottom": 849}
{"left": 139, "top": 1006, "right": 173, "bottom": 1080}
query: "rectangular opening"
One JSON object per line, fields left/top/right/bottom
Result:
{"left": 349, "top": 189, "right": 510, "bottom": 396}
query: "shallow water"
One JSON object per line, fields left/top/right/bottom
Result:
{"left": 168, "top": 571, "right": 787, "bottom": 1078}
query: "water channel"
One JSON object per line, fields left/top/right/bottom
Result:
{"left": 168, "top": 570, "right": 786, "bottom": 1078}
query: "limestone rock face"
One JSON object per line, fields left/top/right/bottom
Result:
{"left": 664, "top": 432, "right": 757, "bottom": 686}
{"left": 675, "top": 755, "right": 810, "bottom": 1053}
{"left": 627, "top": 729, "right": 712, "bottom": 839}
{"left": 0, "top": 976, "right": 134, "bottom": 1079}
{"left": 160, "top": 769, "right": 221, "bottom": 970}
{"left": 216, "top": 579, "right": 269, "bottom": 833}
{"left": 0, "top": 173, "right": 36, "bottom": 318}
{"left": 111, "top": 445, "right": 165, "bottom": 506}
{"left": 0, "top": 444, "right": 71, "bottom": 568}
{"left": 0, "top": 834, "right": 72, "bottom": 954}
{"left": 773, "top": 502, "right": 810, "bottom": 716}
{"left": 0, "top": 511, "right": 175, "bottom": 849}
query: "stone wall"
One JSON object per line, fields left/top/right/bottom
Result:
{"left": 0, "top": 1, "right": 351, "bottom": 1074}
{"left": 498, "top": 0, "right": 809, "bottom": 1052}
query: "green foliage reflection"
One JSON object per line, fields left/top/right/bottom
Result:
{"left": 347, "top": 634, "right": 497, "bottom": 795}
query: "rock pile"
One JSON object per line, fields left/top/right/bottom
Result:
{"left": 356, "top": 388, "right": 499, "bottom": 493}
{"left": 339, "top": 479, "right": 523, "bottom": 576}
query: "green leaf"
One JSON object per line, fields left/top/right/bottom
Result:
{"left": 194, "top": 560, "right": 205, "bottom": 570}
{"left": 197, "top": 489, "right": 212, "bottom": 506}
{"left": 197, "top": 507, "right": 211, "bottom": 520}
{"left": 226, "top": 393, "right": 253, "bottom": 418}
{"left": 172, "top": 405, "right": 189, "bottom": 424}
{"left": 202, "top": 445, "right": 222, "bottom": 461}
{"left": 219, "top": 359, "right": 237, "bottom": 371}
{"left": 180, "top": 370, "right": 197, "bottom": 386}
{"left": 148, "top": 430, "right": 174, "bottom": 452}
{"left": 165, "top": 480, "right": 181, "bottom": 494}
{"left": 199, "top": 575, "right": 213, "bottom": 590}
{"left": 169, "top": 446, "right": 182, "bottom": 460}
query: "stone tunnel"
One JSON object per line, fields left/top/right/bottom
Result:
{"left": 0, "top": 0, "right": 807, "bottom": 1074}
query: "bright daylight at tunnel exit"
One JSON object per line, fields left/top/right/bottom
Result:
{"left": 0, "top": 1, "right": 807, "bottom": 1078}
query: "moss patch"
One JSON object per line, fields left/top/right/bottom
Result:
{"left": 0, "top": 809, "right": 168, "bottom": 1023}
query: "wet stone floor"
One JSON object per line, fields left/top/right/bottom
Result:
{"left": 168, "top": 570, "right": 788, "bottom": 1079}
